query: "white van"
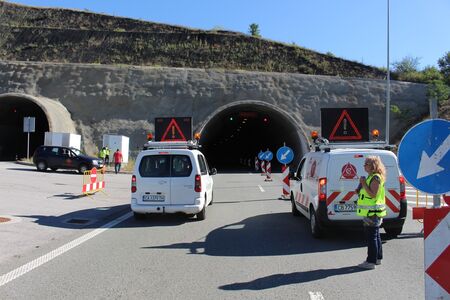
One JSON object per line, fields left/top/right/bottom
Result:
{"left": 290, "top": 143, "right": 407, "bottom": 238}
{"left": 131, "top": 141, "right": 216, "bottom": 220}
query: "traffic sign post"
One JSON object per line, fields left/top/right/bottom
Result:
{"left": 398, "top": 119, "right": 450, "bottom": 299}
{"left": 23, "top": 117, "right": 35, "bottom": 159}
{"left": 276, "top": 145, "right": 294, "bottom": 199}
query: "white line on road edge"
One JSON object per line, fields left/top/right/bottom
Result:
{"left": 258, "top": 185, "right": 265, "bottom": 192}
{"left": 309, "top": 291, "right": 325, "bottom": 300}
{"left": 0, "top": 211, "right": 133, "bottom": 287}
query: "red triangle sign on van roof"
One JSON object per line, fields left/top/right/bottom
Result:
{"left": 329, "top": 109, "right": 362, "bottom": 140}
{"left": 161, "top": 118, "right": 187, "bottom": 141}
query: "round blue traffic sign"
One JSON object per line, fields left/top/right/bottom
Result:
{"left": 276, "top": 146, "right": 294, "bottom": 164}
{"left": 264, "top": 151, "right": 273, "bottom": 161}
{"left": 398, "top": 119, "right": 450, "bottom": 194}
{"left": 258, "top": 151, "right": 265, "bottom": 160}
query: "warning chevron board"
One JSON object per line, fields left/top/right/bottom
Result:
{"left": 320, "top": 108, "right": 369, "bottom": 142}
{"left": 155, "top": 117, "right": 192, "bottom": 141}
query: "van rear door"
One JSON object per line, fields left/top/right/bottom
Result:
{"left": 170, "top": 154, "right": 196, "bottom": 205}
{"left": 136, "top": 154, "right": 171, "bottom": 206}
{"left": 326, "top": 152, "right": 401, "bottom": 221}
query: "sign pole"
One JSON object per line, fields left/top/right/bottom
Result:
{"left": 385, "top": 0, "right": 391, "bottom": 145}
{"left": 27, "top": 131, "right": 30, "bottom": 160}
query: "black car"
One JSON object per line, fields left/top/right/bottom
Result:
{"left": 32, "top": 146, "right": 103, "bottom": 173}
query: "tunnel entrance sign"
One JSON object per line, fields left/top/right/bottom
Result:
{"left": 155, "top": 117, "right": 192, "bottom": 141}
{"left": 276, "top": 146, "right": 294, "bottom": 164}
{"left": 321, "top": 108, "right": 368, "bottom": 142}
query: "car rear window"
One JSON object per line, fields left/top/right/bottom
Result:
{"left": 139, "top": 155, "right": 192, "bottom": 178}
{"left": 198, "top": 154, "right": 207, "bottom": 175}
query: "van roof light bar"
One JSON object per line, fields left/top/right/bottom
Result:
{"left": 143, "top": 140, "right": 200, "bottom": 150}
{"left": 316, "top": 141, "right": 396, "bottom": 150}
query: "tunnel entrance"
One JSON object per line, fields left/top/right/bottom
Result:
{"left": 0, "top": 95, "right": 49, "bottom": 161}
{"left": 199, "top": 102, "right": 308, "bottom": 173}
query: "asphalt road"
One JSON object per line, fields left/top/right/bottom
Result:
{"left": 0, "top": 162, "right": 427, "bottom": 299}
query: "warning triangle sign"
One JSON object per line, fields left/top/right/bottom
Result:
{"left": 329, "top": 109, "right": 362, "bottom": 140}
{"left": 161, "top": 118, "right": 187, "bottom": 141}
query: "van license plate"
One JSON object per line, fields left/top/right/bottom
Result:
{"left": 142, "top": 194, "right": 165, "bottom": 202}
{"left": 334, "top": 203, "right": 356, "bottom": 212}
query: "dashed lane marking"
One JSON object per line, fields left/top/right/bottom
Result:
{"left": 258, "top": 185, "right": 265, "bottom": 192}
{"left": 0, "top": 211, "right": 132, "bottom": 287}
{"left": 309, "top": 291, "right": 325, "bottom": 300}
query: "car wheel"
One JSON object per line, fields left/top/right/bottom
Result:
{"left": 50, "top": 168, "right": 58, "bottom": 172}
{"left": 197, "top": 198, "right": 207, "bottom": 221}
{"left": 310, "top": 206, "right": 323, "bottom": 238}
{"left": 291, "top": 193, "right": 300, "bottom": 216}
{"left": 384, "top": 226, "right": 403, "bottom": 238}
{"left": 36, "top": 161, "right": 47, "bottom": 171}
{"left": 78, "top": 164, "right": 88, "bottom": 174}
{"left": 133, "top": 212, "right": 146, "bottom": 220}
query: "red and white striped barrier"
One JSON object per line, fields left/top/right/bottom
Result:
{"left": 264, "top": 161, "right": 272, "bottom": 181}
{"left": 261, "top": 160, "right": 266, "bottom": 176}
{"left": 281, "top": 165, "right": 290, "bottom": 198}
{"left": 255, "top": 157, "right": 260, "bottom": 172}
{"left": 424, "top": 207, "right": 450, "bottom": 298}
{"left": 82, "top": 167, "right": 105, "bottom": 194}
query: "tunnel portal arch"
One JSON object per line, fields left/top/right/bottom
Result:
{"left": 197, "top": 101, "right": 310, "bottom": 172}
{"left": 0, "top": 93, "right": 76, "bottom": 161}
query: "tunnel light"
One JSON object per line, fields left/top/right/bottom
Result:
{"left": 229, "top": 116, "right": 234, "bottom": 121}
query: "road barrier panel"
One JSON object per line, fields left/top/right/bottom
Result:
{"left": 82, "top": 167, "right": 105, "bottom": 195}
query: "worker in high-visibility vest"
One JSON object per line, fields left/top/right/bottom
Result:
{"left": 105, "top": 146, "right": 110, "bottom": 166}
{"left": 98, "top": 147, "right": 107, "bottom": 163}
{"left": 356, "top": 156, "right": 386, "bottom": 270}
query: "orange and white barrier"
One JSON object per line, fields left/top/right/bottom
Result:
{"left": 82, "top": 167, "right": 105, "bottom": 194}
{"left": 281, "top": 165, "right": 290, "bottom": 198}
{"left": 264, "top": 161, "right": 272, "bottom": 181}
{"left": 424, "top": 207, "right": 450, "bottom": 298}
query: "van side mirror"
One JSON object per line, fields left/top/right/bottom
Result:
{"left": 210, "top": 168, "right": 217, "bottom": 175}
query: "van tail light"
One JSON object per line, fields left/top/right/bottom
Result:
{"left": 399, "top": 176, "right": 406, "bottom": 200}
{"left": 318, "top": 177, "right": 327, "bottom": 202}
{"left": 194, "top": 175, "right": 202, "bottom": 192}
{"left": 131, "top": 175, "right": 137, "bottom": 193}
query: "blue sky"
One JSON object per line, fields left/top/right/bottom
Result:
{"left": 8, "top": 0, "right": 450, "bottom": 69}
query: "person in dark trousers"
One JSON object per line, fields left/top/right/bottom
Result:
{"left": 356, "top": 156, "right": 387, "bottom": 270}
{"left": 113, "top": 149, "right": 123, "bottom": 174}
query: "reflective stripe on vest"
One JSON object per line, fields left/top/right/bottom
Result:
{"left": 357, "top": 173, "right": 386, "bottom": 217}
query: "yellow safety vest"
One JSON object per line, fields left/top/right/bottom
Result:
{"left": 357, "top": 173, "right": 386, "bottom": 217}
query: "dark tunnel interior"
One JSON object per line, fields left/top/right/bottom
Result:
{"left": 199, "top": 105, "right": 306, "bottom": 173}
{"left": 0, "top": 97, "right": 49, "bottom": 161}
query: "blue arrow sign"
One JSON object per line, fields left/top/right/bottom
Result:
{"left": 276, "top": 146, "right": 294, "bottom": 164}
{"left": 258, "top": 151, "right": 265, "bottom": 160}
{"left": 264, "top": 151, "right": 273, "bottom": 161}
{"left": 398, "top": 119, "right": 450, "bottom": 194}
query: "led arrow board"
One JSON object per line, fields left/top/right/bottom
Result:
{"left": 398, "top": 119, "right": 450, "bottom": 194}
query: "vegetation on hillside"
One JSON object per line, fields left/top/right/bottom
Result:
{"left": 0, "top": 1, "right": 385, "bottom": 79}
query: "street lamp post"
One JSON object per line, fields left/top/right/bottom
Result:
{"left": 386, "top": 0, "right": 391, "bottom": 145}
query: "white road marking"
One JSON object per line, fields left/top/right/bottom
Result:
{"left": 309, "top": 291, "right": 325, "bottom": 300}
{"left": 258, "top": 185, "right": 265, "bottom": 192}
{"left": 0, "top": 211, "right": 132, "bottom": 287}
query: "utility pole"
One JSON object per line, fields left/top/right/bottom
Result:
{"left": 385, "top": 0, "right": 391, "bottom": 145}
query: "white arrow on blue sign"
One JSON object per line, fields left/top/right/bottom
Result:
{"left": 398, "top": 119, "right": 450, "bottom": 194}
{"left": 258, "top": 151, "right": 265, "bottom": 160}
{"left": 264, "top": 151, "right": 273, "bottom": 161}
{"left": 276, "top": 146, "right": 294, "bottom": 164}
